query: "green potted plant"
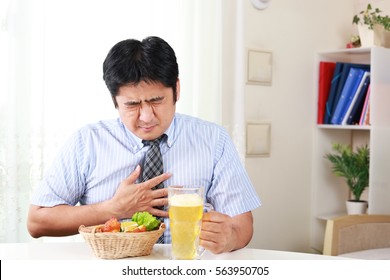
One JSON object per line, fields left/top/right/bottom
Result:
{"left": 352, "top": 4, "right": 390, "bottom": 47}
{"left": 325, "top": 143, "right": 370, "bottom": 214}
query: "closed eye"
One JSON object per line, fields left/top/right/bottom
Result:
{"left": 146, "top": 96, "right": 165, "bottom": 105}
{"left": 121, "top": 96, "right": 165, "bottom": 111}
{"left": 123, "top": 100, "right": 142, "bottom": 110}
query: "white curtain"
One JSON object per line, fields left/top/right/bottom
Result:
{"left": 0, "top": 0, "right": 246, "bottom": 242}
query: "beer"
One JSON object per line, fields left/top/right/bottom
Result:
{"left": 169, "top": 193, "right": 203, "bottom": 260}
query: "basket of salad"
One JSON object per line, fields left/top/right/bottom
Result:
{"left": 79, "top": 212, "right": 165, "bottom": 259}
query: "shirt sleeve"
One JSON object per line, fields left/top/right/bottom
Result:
{"left": 206, "top": 128, "right": 261, "bottom": 217}
{"left": 30, "top": 130, "right": 88, "bottom": 207}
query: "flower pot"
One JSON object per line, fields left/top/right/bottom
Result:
{"left": 373, "top": 24, "right": 390, "bottom": 48}
{"left": 346, "top": 200, "right": 368, "bottom": 215}
{"left": 358, "top": 25, "right": 374, "bottom": 47}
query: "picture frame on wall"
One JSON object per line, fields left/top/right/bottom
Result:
{"left": 247, "top": 50, "right": 272, "bottom": 86}
{"left": 246, "top": 121, "right": 271, "bottom": 157}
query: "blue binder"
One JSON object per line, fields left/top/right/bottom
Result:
{"left": 330, "top": 67, "right": 366, "bottom": 125}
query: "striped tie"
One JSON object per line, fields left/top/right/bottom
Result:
{"left": 142, "top": 134, "right": 166, "bottom": 243}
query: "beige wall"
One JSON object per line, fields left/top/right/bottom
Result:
{"left": 243, "top": 0, "right": 390, "bottom": 253}
{"left": 242, "top": 0, "right": 355, "bottom": 252}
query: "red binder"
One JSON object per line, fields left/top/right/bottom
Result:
{"left": 318, "top": 61, "right": 336, "bottom": 124}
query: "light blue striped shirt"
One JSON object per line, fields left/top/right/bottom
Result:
{"left": 32, "top": 113, "right": 261, "bottom": 242}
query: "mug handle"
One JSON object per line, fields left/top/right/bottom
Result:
{"left": 197, "top": 202, "right": 214, "bottom": 259}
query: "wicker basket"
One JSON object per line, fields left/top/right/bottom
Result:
{"left": 78, "top": 223, "right": 165, "bottom": 259}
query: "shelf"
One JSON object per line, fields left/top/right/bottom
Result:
{"left": 317, "top": 125, "right": 371, "bottom": 130}
{"left": 318, "top": 47, "right": 371, "bottom": 55}
{"left": 311, "top": 47, "right": 390, "bottom": 252}
{"left": 317, "top": 47, "right": 372, "bottom": 64}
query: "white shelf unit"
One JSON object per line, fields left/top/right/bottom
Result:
{"left": 310, "top": 47, "right": 390, "bottom": 253}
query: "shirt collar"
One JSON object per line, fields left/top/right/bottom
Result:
{"left": 119, "top": 114, "right": 178, "bottom": 152}
{"left": 164, "top": 114, "right": 177, "bottom": 148}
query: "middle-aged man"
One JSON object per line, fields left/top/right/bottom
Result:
{"left": 27, "top": 36, "right": 261, "bottom": 254}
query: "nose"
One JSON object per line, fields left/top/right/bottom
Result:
{"left": 139, "top": 103, "right": 154, "bottom": 123}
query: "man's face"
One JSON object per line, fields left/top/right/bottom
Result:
{"left": 115, "top": 80, "right": 180, "bottom": 141}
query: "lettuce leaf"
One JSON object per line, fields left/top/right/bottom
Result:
{"left": 131, "top": 212, "right": 161, "bottom": 231}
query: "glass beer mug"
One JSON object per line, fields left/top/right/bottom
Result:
{"left": 168, "top": 185, "right": 213, "bottom": 260}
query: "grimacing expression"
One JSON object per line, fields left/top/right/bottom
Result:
{"left": 115, "top": 80, "right": 180, "bottom": 141}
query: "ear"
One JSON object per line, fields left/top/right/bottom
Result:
{"left": 176, "top": 79, "right": 180, "bottom": 102}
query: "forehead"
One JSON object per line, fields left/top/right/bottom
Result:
{"left": 117, "top": 81, "right": 172, "bottom": 99}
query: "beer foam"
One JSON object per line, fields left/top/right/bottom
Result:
{"left": 169, "top": 194, "right": 203, "bottom": 206}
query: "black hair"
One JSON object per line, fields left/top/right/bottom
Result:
{"left": 103, "top": 36, "right": 179, "bottom": 108}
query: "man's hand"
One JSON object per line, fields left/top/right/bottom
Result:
{"left": 200, "top": 211, "right": 254, "bottom": 254}
{"left": 27, "top": 165, "right": 171, "bottom": 238}
{"left": 108, "top": 165, "right": 172, "bottom": 219}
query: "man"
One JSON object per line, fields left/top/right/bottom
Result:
{"left": 27, "top": 36, "right": 261, "bottom": 254}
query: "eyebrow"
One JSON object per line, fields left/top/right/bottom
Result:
{"left": 123, "top": 96, "right": 165, "bottom": 106}
{"left": 123, "top": 100, "right": 141, "bottom": 106}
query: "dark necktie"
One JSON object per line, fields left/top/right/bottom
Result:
{"left": 141, "top": 134, "right": 166, "bottom": 191}
{"left": 142, "top": 134, "right": 166, "bottom": 244}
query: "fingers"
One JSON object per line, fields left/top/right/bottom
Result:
{"left": 150, "top": 197, "right": 168, "bottom": 208}
{"left": 200, "top": 212, "right": 233, "bottom": 254}
{"left": 202, "top": 211, "right": 226, "bottom": 223}
{"left": 199, "top": 239, "right": 220, "bottom": 253}
{"left": 122, "top": 166, "right": 171, "bottom": 190}
{"left": 113, "top": 166, "right": 172, "bottom": 219}
{"left": 149, "top": 208, "right": 169, "bottom": 218}
{"left": 200, "top": 230, "right": 227, "bottom": 254}
{"left": 143, "top": 172, "right": 172, "bottom": 189}
{"left": 151, "top": 187, "right": 168, "bottom": 199}
{"left": 122, "top": 165, "right": 141, "bottom": 185}
{"left": 201, "top": 217, "right": 225, "bottom": 234}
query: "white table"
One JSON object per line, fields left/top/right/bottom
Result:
{"left": 0, "top": 242, "right": 345, "bottom": 260}
{"left": 4, "top": 242, "right": 372, "bottom": 280}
